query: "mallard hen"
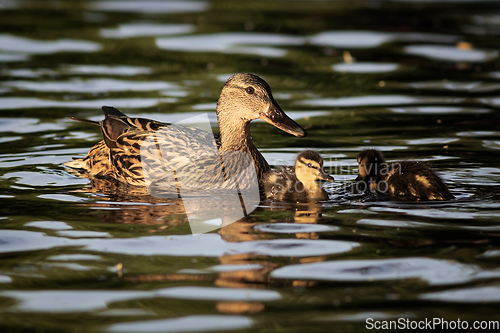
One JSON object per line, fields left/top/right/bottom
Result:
{"left": 66, "top": 73, "right": 306, "bottom": 193}
{"left": 262, "top": 150, "right": 334, "bottom": 202}
{"left": 354, "top": 149, "right": 454, "bottom": 201}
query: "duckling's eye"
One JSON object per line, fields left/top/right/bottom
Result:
{"left": 307, "top": 163, "right": 312, "bottom": 168}
{"left": 245, "top": 87, "right": 255, "bottom": 94}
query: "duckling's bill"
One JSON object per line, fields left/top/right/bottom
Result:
{"left": 317, "top": 170, "right": 335, "bottom": 182}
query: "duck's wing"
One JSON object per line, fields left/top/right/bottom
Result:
{"left": 104, "top": 121, "right": 226, "bottom": 190}
{"left": 102, "top": 106, "right": 167, "bottom": 131}
{"left": 274, "top": 165, "right": 295, "bottom": 180}
{"left": 261, "top": 166, "right": 297, "bottom": 200}
{"left": 101, "top": 106, "right": 221, "bottom": 145}
{"left": 66, "top": 107, "right": 221, "bottom": 183}
{"left": 386, "top": 161, "right": 454, "bottom": 201}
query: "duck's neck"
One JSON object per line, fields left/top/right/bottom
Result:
{"left": 302, "top": 180, "right": 320, "bottom": 192}
{"left": 217, "top": 111, "right": 270, "bottom": 178}
{"left": 217, "top": 113, "right": 252, "bottom": 150}
{"left": 301, "top": 180, "right": 325, "bottom": 200}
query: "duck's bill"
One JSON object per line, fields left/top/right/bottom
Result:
{"left": 260, "top": 107, "right": 307, "bottom": 138}
{"left": 318, "top": 170, "right": 335, "bottom": 182}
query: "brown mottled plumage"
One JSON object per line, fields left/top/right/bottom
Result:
{"left": 355, "top": 149, "right": 454, "bottom": 201}
{"left": 65, "top": 73, "right": 306, "bottom": 193}
{"left": 262, "top": 150, "right": 334, "bottom": 202}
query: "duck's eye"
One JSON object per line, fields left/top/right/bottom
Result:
{"left": 307, "top": 163, "right": 312, "bottom": 168}
{"left": 245, "top": 87, "right": 255, "bottom": 94}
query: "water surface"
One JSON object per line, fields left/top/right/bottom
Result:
{"left": 1, "top": 0, "right": 500, "bottom": 332}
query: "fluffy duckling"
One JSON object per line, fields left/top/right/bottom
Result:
{"left": 355, "top": 149, "right": 454, "bottom": 201}
{"left": 262, "top": 150, "right": 334, "bottom": 202}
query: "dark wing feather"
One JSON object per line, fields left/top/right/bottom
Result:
{"left": 101, "top": 106, "right": 221, "bottom": 144}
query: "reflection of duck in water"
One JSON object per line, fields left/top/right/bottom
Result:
{"left": 355, "top": 149, "right": 454, "bottom": 201}
{"left": 262, "top": 151, "right": 334, "bottom": 202}
{"left": 66, "top": 73, "right": 306, "bottom": 191}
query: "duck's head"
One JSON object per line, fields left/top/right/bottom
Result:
{"left": 217, "top": 73, "right": 306, "bottom": 138}
{"left": 356, "top": 149, "right": 386, "bottom": 181}
{"left": 295, "top": 150, "right": 334, "bottom": 183}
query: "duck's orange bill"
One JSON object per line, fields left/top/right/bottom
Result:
{"left": 259, "top": 107, "right": 307, "bottom": 138}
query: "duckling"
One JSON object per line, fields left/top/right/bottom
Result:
{"left": 66, "top": 73, "right": 307, "bottom": 191}
{"left": 355, "top": 149, "right": 454, "bottom": 201}
{"left": 262, "top": 150, "right": 334, "bottom": 202}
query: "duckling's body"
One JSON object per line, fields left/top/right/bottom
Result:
{"left": 355, "top": 149, "right": 454, "bottom": 201}
{"left": 66, "top": 73, "right": 306, "bottom": 192}
{"left": 262, "top": 150, "right": 334, "bottom": 202}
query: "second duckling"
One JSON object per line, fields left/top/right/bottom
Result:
{"left": 262, "top": 150, "right": 334, "bottom": 202}
{"left": 355, "top": 149, "right": 454, "bottom": 201}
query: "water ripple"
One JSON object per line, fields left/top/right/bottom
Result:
{"left": 421, "top": 286, "right": 500, "bottom": 303}
{"left": 407, "top": 80, "right": 500, "bottom": 93}
{"left": 101, "top": 23, "right": 195, "bottom": 38}
{"left": 0, "top": 230, "right": 359, "bottom": 257}
{"left": 333, "top": 62, "right": 400, "bottom": 73}
{"left": 81, "top": 235, "right": 359, "bottom": 257}
{"left": 309, "top": 31, "right": 457, "bottom": 49}
{"left": 390, "top": 106, "right": 490, "bottom": 114}
{"left": 2, "top": 78, "right": 177, "bottom": 93}
{"left": 271, "top": 258, "right": 499, "bottom": 285}
{"left": 107, "top": 315, "right": 253, "bottom": 333}
{"left": 0, "top": 34, "right": 100, "bottom": 54}
{"left": 90, "top": 1, "right": 208, "bottom": 14}
{"left": 255, "top": 223, "right": 339, "bottom": 233}
{"left": 405, "top": 44, "right": 499, "bottom": 62}
{"left": 156, "top": 286, "right": 280, "bottom": 301}
{"left": 0, "top": 118, "right": 66, "bottom": 134}
{"left": 0, "top": 230, "right": 69, "bottom": 254}
{"left": 0, "top": 97, "right": 163, "bottom": 110}
{"left": 298, "top": 95, "right": 463, "bottom": 107}
{"left": 0, "top": 53, "right": 28, "bottom": 62}
{"left": 0, "top": 289, "right": 150, "bottom": 313}
{"left": 62, "top": 65, "right": 152, "bottom": 76}
{"left": 25, "top": 221, "right": 72, "bottom": 230}
{"left": 0, "top": 286, "right": 277, "bottom": 313}
{"left": 2, "top": 171, "right": 89, "bottom": 187}
{"left": 48, "top": 254, "right": 102, "bottom": 261}
{"left": 156, "top": 32, "right": 305, "bottom": 57}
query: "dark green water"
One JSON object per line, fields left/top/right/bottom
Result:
{"left": 1, "top": 0, "right": 500, "bottom": 332}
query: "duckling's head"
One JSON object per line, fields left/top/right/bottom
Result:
{"left": 295, "top": 150, "right": 335, "bottom": 183}
{"left": 217, "top": 73, "right": 306, "bottom": 138}
{"left": 356, "top": 149, "right": 386, "bottom": 181}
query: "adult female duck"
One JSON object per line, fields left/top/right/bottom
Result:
{"left": 66, "top": 73, "right": 307, "bottom": 191}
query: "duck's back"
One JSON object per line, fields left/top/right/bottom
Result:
{"left": 383, "top": 161, "right": 453, "bottom": 201}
